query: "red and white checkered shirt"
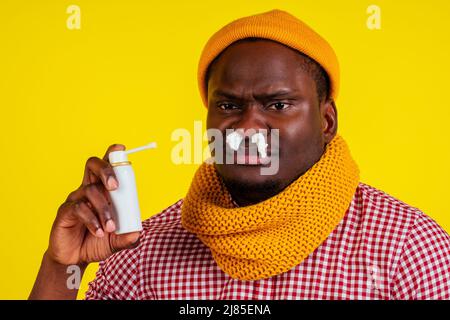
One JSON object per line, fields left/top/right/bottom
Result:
{"left": 85, "top": 182, "right": 450, "bottom": 300}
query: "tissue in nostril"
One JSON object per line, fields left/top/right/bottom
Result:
{"left": 251, "top": 133, "right": 268, "bottom": 158}
{"left": 226, "top": 131, "right": 244, "bottom": 151}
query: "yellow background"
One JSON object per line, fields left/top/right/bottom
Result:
{"left": 0, "top": 0, "right": 449, "bottom": 299}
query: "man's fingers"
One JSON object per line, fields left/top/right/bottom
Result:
{"left": 83, "top": 183, "right": 116, "bottom": 233}
{"left": 102, "top": 144, "right": 126, "bottom": 162}
{"left": 83, "top": 157, "right": 118, "bottom": 191}
{"left": 81, "top": 144, "right": 125, "bottom": 188}
{"left": 72, "top": 200, "right": 104, "bottom": 238}
{"left": 66, "top": 188, "right": 84, "bottom": 203}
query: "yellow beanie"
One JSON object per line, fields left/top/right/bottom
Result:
{"left": 197, "top": 9, "right": 340, "bottom": 107}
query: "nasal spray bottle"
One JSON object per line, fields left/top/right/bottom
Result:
{"left": 108, "top": 142, "right": 157, "bottom": 234}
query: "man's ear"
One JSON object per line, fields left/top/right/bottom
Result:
{"left": 320, "top": 99, "right": 338, "bottom": 144}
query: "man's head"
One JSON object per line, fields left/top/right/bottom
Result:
{"left": 198, "top": 10, "right": 340, "bottom": 205}
{"left": 206, "top": 38, "right": 337, "bottom": 205}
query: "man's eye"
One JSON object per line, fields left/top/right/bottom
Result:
{"left": 218, "top": 103, "right": 238, "bottom": 110}
{"left": 268, "top": 102, "right": 290, "bottom": 110}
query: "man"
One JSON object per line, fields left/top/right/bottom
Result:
{"left": 30, "top": 9, "right": 450, "bottom": 300}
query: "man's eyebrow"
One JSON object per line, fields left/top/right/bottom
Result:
{"left": 211, "top": 89, "right": 296, "bottom": 100}
{"left": 211, "top": 90, "right": 240, "bottom": 99}
{"left": 255, "top": 90, "right": 296, "bottom": 100}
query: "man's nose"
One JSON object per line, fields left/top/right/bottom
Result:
{"left": 233, "top": 105, "right": 268, "bottom": 134}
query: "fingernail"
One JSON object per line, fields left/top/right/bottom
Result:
{"left": 107, "top": 176, "right": 118, "bottom": 190}
{"left": 96, "top": 228, "right": 105, "bottom": 238}
{"left": 106, "top": 219, "right": 116, "bottom": 233}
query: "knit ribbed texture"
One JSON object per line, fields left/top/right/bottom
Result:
{"left": 197, "top": 9, "right": 340, "bottom": 107}
{"left": 181, "top": 134, "right": 359, "bottom": 280}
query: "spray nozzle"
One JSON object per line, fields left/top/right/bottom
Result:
{"left": 109, "top": 142, "right": 157, "bottom": 164}
{"left": 124, "top": 142, "right": 157, "bottom": 155}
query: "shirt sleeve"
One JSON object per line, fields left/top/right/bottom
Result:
{"left": 391, "top": 213, "right": 450, "bottom": 299}
{"left": 84, "top": 248, "right": 142, "bottom": 300}
{"left": 84, "top": 261, "right": 110, "bottom": 300}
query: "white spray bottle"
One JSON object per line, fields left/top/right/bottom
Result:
{"left": 108, "top": 142, "right": 157, "bottom": 234}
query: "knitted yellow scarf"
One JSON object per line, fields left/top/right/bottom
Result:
{"left": 181, "top": 134, "right": 359, "bottom": 281}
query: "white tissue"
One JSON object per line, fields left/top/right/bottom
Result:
{"left": 226, "top": 131, "right": 244, "bottom": 151}
{"left": 226, "top": 131, "right": 269, "bottom": 160}
{"left": 251, "top": 133, "right": 268, "bottom": 158}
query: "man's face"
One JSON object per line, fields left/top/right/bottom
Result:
{"left": 206, "top": 39, "right": 336, "bottom": 195}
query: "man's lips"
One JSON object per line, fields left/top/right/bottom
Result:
{"left": 234, "top": 153, "right": 268, "bottom": 165}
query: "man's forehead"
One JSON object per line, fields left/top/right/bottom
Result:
{"left": 208, "top": 42, "right": 314, "bottom": 87}
{"left": 208, "top": 67, "right": 314, "bottom": 101}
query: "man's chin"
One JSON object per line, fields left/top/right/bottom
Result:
{"left": 215, "top": 163, "right": 282, "bottom": 194}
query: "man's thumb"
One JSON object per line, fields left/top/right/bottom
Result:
{"left": 111, "top": 232, "right": 141, "bottom": 253}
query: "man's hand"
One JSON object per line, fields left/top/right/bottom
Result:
{"left": 30, "top": 144, "right": 141, "bottom": 300}
{"left": 48, "top": 144, "right": 140, "bottom": 265}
